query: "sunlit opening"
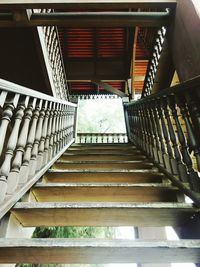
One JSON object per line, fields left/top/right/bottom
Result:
{"left": 166, "top": 227, "right": 195, "bottom": 267}
{"left": 77, "top": 97, "right": 126, "bottom": 134}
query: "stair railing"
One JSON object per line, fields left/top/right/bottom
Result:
{"left": 125, "top": 75, "right": 200, "bottom": 205}
{"left": 141, "top": 26, "right": 167, "bottom": 98}
{"left": 32, "top": 9, "right": 68, "bottom": 100}
{"left": 0, "top": 78, "right": 77, "bottom": 218}
{"left": 76, "top": 133, "right": 128, "bottom": 144}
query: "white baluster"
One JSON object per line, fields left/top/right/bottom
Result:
{"left": 43, "top": 102, "right": 53, "bottom": 165}
{"left": 7, "top": 96, "right": 30, "bottom": 192}
{"left": 0, "top": 96, "right": 24, "bottom": 199}
{"left": 29, "top": 100, "right": 45, "bottom": 177}
{"left": 18, "top": 98, "right": 38, "bottom": 183}
{"left": 37, "top": 101, "right": 49, "bottom": 171}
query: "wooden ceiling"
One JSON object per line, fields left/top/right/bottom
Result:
{"left": 58, "top": 24, "right": 157, "bottom": 95}
{"left": 0, "top": 1, "right": 176, "bottom": 96}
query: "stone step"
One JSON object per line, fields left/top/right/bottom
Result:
{"left": 32, "top": 183, "right": 178, "bottom": 202}
{"left": 44, "top": 169, "right": 164, "bottom": 183}
{"left": 0, "top": 238, "right": 200, "bottom": 264}
{"left": 12, "top": 202, "right": 198, "bottom": 227}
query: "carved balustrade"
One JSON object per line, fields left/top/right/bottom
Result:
{"left": 0, "top": 78, "right": 76, "bottom": 217}
{"left": 76, "top": 133, "right": 128, "bottom": 144}
{"left": 126, "top": 76, "right": 200, "bottom": 204}
{"left": 32, "top": 9, "right": 68, "bottom": 100}
{"left": 142, "top": 26, "right": 166, "bottom": 97}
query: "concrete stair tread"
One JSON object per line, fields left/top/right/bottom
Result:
{"left": 0, "top": 238, "right": 200, "bottom": 264}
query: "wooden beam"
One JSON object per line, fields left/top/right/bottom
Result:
{"left": 0, "top": 1, "right": 177, "bottom": 10}
{"left": 151, "top": 40, "right": 175, "bottom": 93}
{"left": 12, "top": 202, "right": 198, "bottom": 227}
{"left": 92, "top": 80, "right": 128, "bottom": 97}
{"left": 0, "top": 10, "right": 173, "bottom": 27}
{"left": 0, "top": 238, "right": 200, "bottom": 264}
{"left": 131, "top": 26, "right": 139, "bottom": 99}
{"left": 168, "top": 0, "right": 200, "bottom": 81}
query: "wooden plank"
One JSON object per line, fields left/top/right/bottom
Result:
{"left": 12, "top": 202, "right": 199, "bottom": 227}
{"left": 60, "top": 154, "right": 146, "bottom": 161}
{"left": 0, "top": 1, "right": 177, "bottom": 10}
{"left": 71, "top": 144, "right": 136, "bottom": 148}
{"left": 32, "top": 183, "right": 178, "bottom": 202}
{"left": 0, "top": 15, "right": 171, "bottom": 28}
{"left": 0, "top": 238, "right": 200, "bottom": 264}
{"left": 68, "top": 145, "right": 137, "bottom": 150}
{"left": 65, "top": 150, "right": 143, "bottom": 155}
{"left": 44, "top": 170, "right": 164, "bottom": 183}
{"left": 53, "top": 161, "right": 154, "bottom": 170}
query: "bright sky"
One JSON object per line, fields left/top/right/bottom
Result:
{"left": 193, "top": 0, "right": 200, "bottom": 16}
{"left": 97, "top": 226, "right": 196, "bottom": 267}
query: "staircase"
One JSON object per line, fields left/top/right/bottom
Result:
{"left": 1, "top": 143, "right": 200, "bottom": 264}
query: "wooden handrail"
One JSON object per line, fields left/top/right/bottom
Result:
{"left": 142, "top": 26, "right": 166, "bottom": 97}
{"left": 0, "top": 79, "right": 77, "bottom": 212}
{"left": 126, "top": 75, "right": 200, "bottom": 205}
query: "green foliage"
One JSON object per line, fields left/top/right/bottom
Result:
{"left": 16, "top": 227, "right": 115, "bottom": 267}
{"left": 32, "top": 226, "right": 115, "bottom": 239}
{"left": 77, "top": 99, "right": 126, "bottom": 134}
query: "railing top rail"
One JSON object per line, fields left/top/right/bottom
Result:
{"left": 127, "top": 75, "right": 200, "bottom": 105}
{"left": 0, "top": 78, "right": 76, "bottom": 107}
{"left": 77, "top": 133, "right": 127, "bottom": 135}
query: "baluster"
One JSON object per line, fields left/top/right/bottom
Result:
{"left": 185, "top": 90, "right": 200, "bottom": 171}
{"left": 138, "top": 105, "right": 145, "bottom": 150}
{"left": 146, "top": 101, "right": 158, "bottom": 163}
{"left": 144, "top": 101, "right": 154, "bottom": 159}
{"left": 60, "top": 104, "right": 65, "bottom": 149}
{"left": 66, "top": 106, "right": 70, "bottom": 144}
{"left": 0, "top": 95, "right": 18, "bottom": 159}
{"left": 18, "top": 98, "right": 38, "bottom": 182}
{"left": 0, "top": 95, "right": 20, "bottom": 202}
{"left": 176, "top": 94, "right": 200, "bottom": 191}
{"left": 63, "top": 105, "right": 68, "bottom": 145}
{"left": 101, "top": 134, "right": 104, "bottom": 143}
{"left": 166, "top": 96, "right": 188, "bottom": 181}
{"left": 168, "top": 95, "right": 196, "bottom": 188}
{"left": 153, "top": 100, "right": 166, "bottom": 166}
{"left": 29, "top": 100, "right": 45, "bottom": 177}
{"left": 0, "top": 96, "right": 25, "bottom": 195}
{"left": 43, "top": 102, "right": 53, "bottom": 165}
{"left": 141, "top": 103, "right": 151, "bottom": 156}
{"left": 59, "top": 104, "right": 64, "bottom": 149}
{"left": 49, "top": 103, "right": 56, "bottom": 159}
{"left": 37, "top": 101, "right": 49, "bottom": 170}
{"left": 56, "top": 103, "right": 62, "bottom": 151}
{"left": 7, "top": 96, "right": 31, "bottom": 192}
{"left": 157, "top": 97, "right": 173, "bottom": 173}
{"left": 53, "top": 103, "right": 59, "bottom": 155}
